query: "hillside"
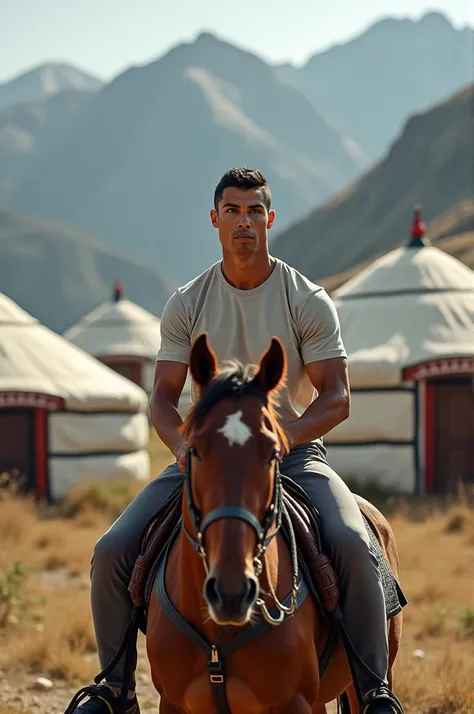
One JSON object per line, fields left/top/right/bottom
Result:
{"left": 322, "top": 199, "right": 474, "bottom": 292}
{"left": 0, "top": 63, "right": 102, "bottom": 111}
{"left": 0, "top": 207, "right": 172, "bottom": 334}
{"left": 272, "top": 84, "right": 474, "bottom": 282}
{"left": 6, "top": 33, "right": 362, "bottom": 284}
{"left": 0, "top": 90, "right": 93, "bottom": 200}
{"left": 282, "top": 11, "right": 473, "bottom": 163}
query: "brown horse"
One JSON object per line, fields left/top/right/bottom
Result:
{"left": 146, "top": 333, "right": 403, "bottom": 714}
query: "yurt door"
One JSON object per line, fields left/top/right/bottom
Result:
{"left": 433, "top": 378, "right": 474, "bottom": 494}
{"left": 0, "top": 410, "right": 35, "bottom": 492}
{"left": 108, "top": 361, "right": 141, "bottom": 386}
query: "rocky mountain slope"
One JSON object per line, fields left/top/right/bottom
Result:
{"left": 272, "top": 84, "right": 474, "bottom": 283}
{"left": 321, "top": 198, "right": 474, "bottom": 292}
{"left": 282, "top": 11, "right": 473, "bottom": 163}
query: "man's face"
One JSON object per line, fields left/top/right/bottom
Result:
{"left": 210, "top": 186, "right": 275, "bottom": 257}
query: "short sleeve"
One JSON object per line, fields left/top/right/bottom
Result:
{"left": 155, "top": 292, "right": 191, "bottom": 364}
{"left": 298, "top": 289, "right": 347, "bottom": 365}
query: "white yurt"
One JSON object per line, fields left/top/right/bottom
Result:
{"left": 0, "top": 291, "right": 151, "bottom": 502}
{"left": 325, "top": 208, "right": 474, "bottom": 495}
{"left": 63, "top": 282, "right": 192, "bottom": 412}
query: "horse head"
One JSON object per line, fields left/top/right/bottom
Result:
{"left": 180, "top": 332, "right": 288, "bottom": 627}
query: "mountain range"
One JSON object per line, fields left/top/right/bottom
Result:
{"left": 272, "top": 83, "right": 474, "bottom": 281}
{"left": 0, "top": 11, "right": 471, "bottom": 285}
{"left": 0, "top": 63, "right": 102, "bottom": 111}
{"left": 0, "top": 207, "right": 171, "bottom": 334}
{"left": 279, "top": 11, "right": 473, "bottom": 163}
{"left": 2, "top": 36, "right": 361, "bottom": 284}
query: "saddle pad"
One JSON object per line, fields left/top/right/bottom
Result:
{"left": 362, "top": 514, "right": 408, "bottom": 620}
{"left": 278, "top": 474, "right": 407, "bottom": 621}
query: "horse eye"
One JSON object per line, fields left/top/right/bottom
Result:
{"left": 189, "top": 445, "right": 201, "bottom": 460}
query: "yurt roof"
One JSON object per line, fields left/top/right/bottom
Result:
{"left": 0, "top": 291, "right": 149, "bottom": 412}
{"left": 332, "top": 209, "right": 474, "bottom": 387}
{"left": 63, "top": 282, "right": 161, "bottom": 360}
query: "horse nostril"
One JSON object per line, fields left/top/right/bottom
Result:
{"left": 243, "top": 576, "right": 258, "bottom": 606}
{"left": 204, "top": 576, "right": 220, "bottom": 607}
{"left": 204, "top": 574, "right": 258, "bottom": 615}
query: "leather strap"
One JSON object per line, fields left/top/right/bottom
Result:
{"left": 155, "top": 537, "right": 309, "bottom": 714}
{"left": 200, "top": 506, "right": 264, "bottom": 537}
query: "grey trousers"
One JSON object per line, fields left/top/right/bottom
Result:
{"left": 90, "top": 443, "right": 388, "bottom": 693}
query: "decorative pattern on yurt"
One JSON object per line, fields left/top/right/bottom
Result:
{"left": 63, "top": 282, "right": 192, "bottom": 411}
{"left": 325, "top": 209, "right": 474, "bottom": 495}
{"left": 0, "top": 291, "right": 151, "bottom": 502}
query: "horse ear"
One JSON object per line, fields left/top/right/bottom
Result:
{"left": 253, "top": 337, "right": 286, "bottom": 394}
{"left": 189, "top": 332, "right": 218, "bottom": 387}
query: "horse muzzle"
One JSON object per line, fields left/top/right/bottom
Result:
{"left": 204, "top": 572, "right": 259, "bottom": 625}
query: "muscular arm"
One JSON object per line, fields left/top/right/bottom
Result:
{"left": 149, "top": 360, "right": 188, "bottom": 458}
{"left": 283, "top": 357, "right": 350, "bottom": 446}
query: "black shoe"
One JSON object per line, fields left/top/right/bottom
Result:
{"left": 361, "top": 686, "right": 405, "bottom": 714}
{"left": 70, "top": 683, "right": 140, "bottom": 714}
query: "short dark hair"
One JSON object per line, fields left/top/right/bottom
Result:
{"left": 213, "top": 168, "right": 271, "bottom": 210}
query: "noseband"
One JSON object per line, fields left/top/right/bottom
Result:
{"left": 183, "top": 445, "right": 283, "bottom": 579}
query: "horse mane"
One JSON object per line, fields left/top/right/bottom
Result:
{"left": 181, "top": 358, "right": 288, "bottom": 450}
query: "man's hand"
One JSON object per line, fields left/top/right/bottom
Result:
{"left": 175, "top": 441, "right": 190, "bottom": 472}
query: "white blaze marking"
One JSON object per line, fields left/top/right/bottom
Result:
{"left": 217, "top": 410, "right": 253, "bottom": 446}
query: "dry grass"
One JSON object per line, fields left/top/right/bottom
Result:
{"left": 386, "top": 503, "right": 474, "bottom": 713}
{"left": 0, "top": 433, "right": 173, "bottom": 689}
{"left": 0, "top": 431, "right": 473, "bottom": 713}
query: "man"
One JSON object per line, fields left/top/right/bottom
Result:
{"left": 77, "top": 168, "right": 403, "bottom": 714}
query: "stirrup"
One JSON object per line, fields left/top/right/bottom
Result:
{"left": 64, "top": 683, "right": 139, "bottom": 714}
{"left": 361, "top": 686, "right": 405, "bottom": 714}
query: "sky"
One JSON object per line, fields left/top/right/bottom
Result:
{"left": 1, "top": 0, "right": 472, "bottom": 83}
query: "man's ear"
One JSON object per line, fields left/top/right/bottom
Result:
{"left": 267, "top": 209, "right": 276, "bottom": 230}
{"left": 210, "top": 209, "right": 219, "bottom": 228}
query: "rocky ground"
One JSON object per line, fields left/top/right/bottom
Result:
{"left": 0, "top": 643, "right": 159, "bottom": 714}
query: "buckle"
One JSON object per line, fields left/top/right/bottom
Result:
{"left": 208, "top": 644, "right": 225, "bottom": 686}
{"left": 209, "top": 674, "right": 224, "bottom": 684}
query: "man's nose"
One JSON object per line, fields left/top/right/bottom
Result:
{"left": 237, "top": 214, "right": 251, "bottom": 228}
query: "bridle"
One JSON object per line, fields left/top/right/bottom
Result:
{"left": 183, "top": 445, "right": 282, "bottom": 576}
{"left": 182, "top": 439, "right": 300, "bottom": 625}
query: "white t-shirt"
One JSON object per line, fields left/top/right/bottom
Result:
{"left": 156, "top": 257, "right": 346, "bottom": 435}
